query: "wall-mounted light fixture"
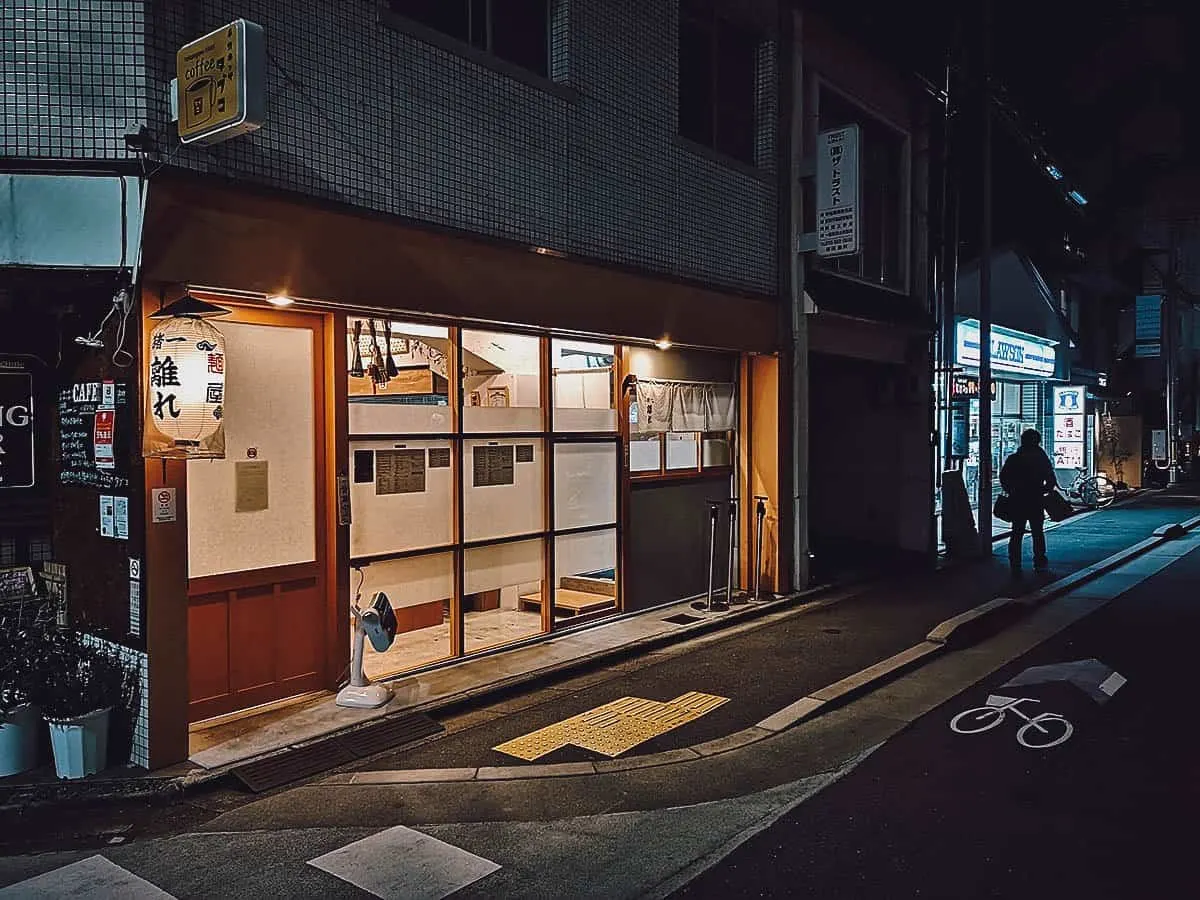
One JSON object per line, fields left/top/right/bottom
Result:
{"left": 654, "top": 337, "right": 673, "bottom": 351}
{"left": 265, "top": 293, "right": 294, "bottom": 307}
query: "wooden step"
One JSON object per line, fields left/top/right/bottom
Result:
{"left": 559, "top": 575, "right": 617, "bottom": 597}
{"left": 519, "top": 589, "right": 616, "bottom": 616}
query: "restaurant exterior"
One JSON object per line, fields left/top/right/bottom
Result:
{"left": 131, "top": 172, "right": 784, "bottom": 766}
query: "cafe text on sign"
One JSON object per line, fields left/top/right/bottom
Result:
{"left": 176, "top": 19, "right": 265, "bottom": 145}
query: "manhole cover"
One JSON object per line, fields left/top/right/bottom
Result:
{"left": 664, "top": 613, "right": 703, "bottom": 625}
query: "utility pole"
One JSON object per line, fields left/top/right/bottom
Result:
{"left": 978, "top": 0, "right": 994, "bottom": 549}
{"left": 1166, "top": 227, "right": 1179, "bottom": 485}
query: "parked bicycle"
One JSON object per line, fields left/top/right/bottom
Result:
{"left": 1063, "top": 467, "right": 1115, "bottom": 510}
{"left": 950, "top": 694, "right": 1073, "bottom": 749}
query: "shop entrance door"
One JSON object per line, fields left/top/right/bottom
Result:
{"left": 185, "top": 311, "right": 329, "bottom": 723}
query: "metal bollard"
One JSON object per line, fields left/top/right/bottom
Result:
{"left": 727, "top": 497, "right": 747, "bottom": 605}
{"left": 752, "top": 495, "right": 768, "bottom": 600}
{"left": 692, "top": 500, "right": 728, "bottom": 612}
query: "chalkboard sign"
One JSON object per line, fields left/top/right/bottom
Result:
{"left": 0, "top": 566, "right": 37, "bottom": 602}
{"left": 57, "top": 383, "right": 131, "bottom": 490}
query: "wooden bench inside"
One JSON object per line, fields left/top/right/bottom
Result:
{"left": 518, "top": 588, "right": 616, "bottom": 616}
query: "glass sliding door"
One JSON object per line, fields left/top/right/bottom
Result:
{"left": 344, "top": 323, "right": 622, "bottom": 677}
{"left": 347, "top": 319, "right": 454, "bottom": 676}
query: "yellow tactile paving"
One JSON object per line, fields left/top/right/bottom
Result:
{"left": 493, "top": 692, "right": 730, "bottom": 761}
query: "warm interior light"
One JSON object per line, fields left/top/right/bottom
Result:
{"left": 266, "top": 294, "right": 294, "bottom": 307}
{"left": 655, "top": 338, "right": 672, "bottom": 351}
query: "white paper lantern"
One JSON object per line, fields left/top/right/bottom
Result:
{"left": 145, "top": 316, "right": 226, "bottom": 458}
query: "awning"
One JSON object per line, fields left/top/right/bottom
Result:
{"left": 955, "top": 247, "right": 1076, "bottom": 347}
{"left": 141, "top": 174, "right": 780, "bottom": 354}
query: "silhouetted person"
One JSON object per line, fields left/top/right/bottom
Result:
{"left": 1000, "top": 429, "right": 1057, "bottom": 573}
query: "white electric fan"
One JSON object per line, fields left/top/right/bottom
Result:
{"left": 336, "top": 586, "right": 399, "bottom": 709}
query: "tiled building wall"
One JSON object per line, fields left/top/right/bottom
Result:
{"left": 81, "top": 633, "right": 150, "bottom": 770}
{"left": 0, "top": 0, "right": 149, "bottom": 160}
{"left": 1, "top": 1, "right": 777, "bottom": 295}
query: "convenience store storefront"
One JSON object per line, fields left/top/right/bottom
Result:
{"left": 951, "top": 317, "right": 1073, "bottom": 508}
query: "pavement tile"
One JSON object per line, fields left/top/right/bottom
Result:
{"left": 308, "top": 825, "right": 499, "bottom": 900}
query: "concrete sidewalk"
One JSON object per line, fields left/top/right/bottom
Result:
{"left": 1, "top": 490, "right": 1195, "bottom": 813}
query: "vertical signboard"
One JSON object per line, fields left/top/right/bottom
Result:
{"left": 1134, "top": 295, "right": 1161, "bottom": 358}
{"left": 816, "top": 125, "right": 860, "bottom": 258}
{"left": 0, "top": 366, "right": 35, "bottom": 488}
{"left": 1052, "top": 386, "right": 1087, "bottom": 471}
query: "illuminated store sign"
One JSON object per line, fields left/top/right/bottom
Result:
{"left": 954, "top": 319, "right": 1056, "bottom": 378}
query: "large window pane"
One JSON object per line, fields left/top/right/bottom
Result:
{"left": 630, "top": 436, "right": 663, "bottom": 473}
{"left": 666, "top": 432, "right": 700, "bottom": 470}
{"left": 464, "top": 539, "right": 545, "bottom": 652}
{"left": 554, "top": 529, "right": 617, "bottom": 620}
{"left": 463, "top": 438, "right": 544, "bottom": 541}
{"left": 490, "top": 0, "right": 549, "bottom": 77}
{"left": 355, "top": 552, "right": 452, "bottom": 678}
{"left": 349, "top": 439, "right": 453, "bottom": 557}
{"left": 552, "top": 339, "right": 616, "bottom": 431}
{"left": 554, "top": 442, "right": 617, "bottom": 529}
{"left": 462, "top": 329, "right": 542, "bottom": 432}
{"left": 348, "top": 320, "right": 452, "bottom": 435}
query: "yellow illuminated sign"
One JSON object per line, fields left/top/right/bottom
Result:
{"left": 176, "top": 20, "right": 264, "bottom": 145}
{"left": 493, "top": 692, "right": 729, "bottom": 761}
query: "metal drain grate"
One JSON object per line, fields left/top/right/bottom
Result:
{"left": 231, "top": 712, "right": 444, "bottom": 793}
{"left": 341, "top": 712, "right": 443, "bottom": 759}
{"left": 232, "top": 741, "right": 357, "bottom": 793}
{"left": 663, "top": 613, "right": 703, "bottom": 625}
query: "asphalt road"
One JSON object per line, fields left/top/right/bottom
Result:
{"left": 673, "top": 541, "right": 1200, "bottom": 899}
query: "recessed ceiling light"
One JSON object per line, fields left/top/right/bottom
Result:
{"left": 655, "top": 338, "right": 672, "bottom": 351}
{"left": 266, "top": 294, "right": 294, "bottom": 307}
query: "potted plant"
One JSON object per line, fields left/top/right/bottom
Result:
{"left": 36, "top": 629, "right": 134, "bottom": 780}
{"left": 0, "top": 624, "right": 42, "bottom": 777}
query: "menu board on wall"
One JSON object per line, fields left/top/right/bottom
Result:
{"left": 473, "top": 444, "right": 515, "bottom": 487}
{"left": 515, "top": 444, "right": 535, "bottom": 463}
{"left": 375, "top": 449, "right": 426, "bottom": 495}
{"left": 57, "top": 383, "right": 130, "bottom": 490}
{"left": 428, "top": 447, "right": 451, "bottom": 468}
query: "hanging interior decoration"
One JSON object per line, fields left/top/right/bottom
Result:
{"left": 383, "top": 320, "right": 399, "bottom": 379}
{"left": 367, "top": 319, "right": 387, "bottom": 386}
{"left": 143, "top": 295, "right": 230, "bottom": 459}
{"left": 349, "top": 320, "right": 365, "bottom": 378}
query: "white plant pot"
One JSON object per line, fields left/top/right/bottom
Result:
{"left": 47, "top": 707, "right": 111, "bottom": 780}
{"left": 0, "top": 704, "right": 40, "bottom": 777}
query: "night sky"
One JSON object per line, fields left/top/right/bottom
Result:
{"left": 812, "top": 1, "right": 1199, "bottom": 288}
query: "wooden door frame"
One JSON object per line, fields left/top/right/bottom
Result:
{"left": 180, "top": 300, "right": 342, "bottom": 718}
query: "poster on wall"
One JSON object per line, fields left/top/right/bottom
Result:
{"left": 375, "top": 448, "right": 426, "bottom": 495}
{"left": 473, "top": 444, "right": 515, "bottom": 487}
{"left": 58, "top": 383, "right": 130, "bottom": 490}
